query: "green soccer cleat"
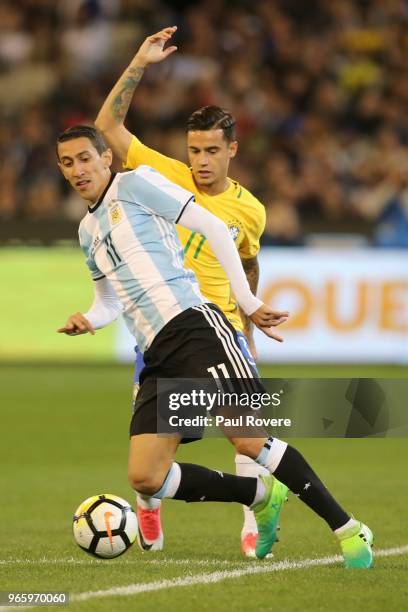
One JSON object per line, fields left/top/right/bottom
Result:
{"left": 338, "top": 521, "right": 374, "bottom": 568}
{"left": 252, "top": 476, "right": 288, "bottom": 559}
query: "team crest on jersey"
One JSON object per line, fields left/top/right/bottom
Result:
{"left": 109, "top": 201, "right": 122, "bottom": 225}
{"left": 228, "top": 221, "right": 242, "bottom": 241}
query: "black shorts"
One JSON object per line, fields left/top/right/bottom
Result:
{"left": 130, "top": 303, "right": 263, "bottom": 441}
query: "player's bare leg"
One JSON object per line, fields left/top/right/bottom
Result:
{"left": 129, "top": 431, "right": 287, "bottom": 559}
{"left": 128, "top": 434, "right": 278, "bottom": 555}
{"left": 134, "top": 451, "right": 273, "bottom": 556}
{"left": 129, "top": 434, "right": 180, "bottom": 551}
{"left": 136, "top": 453, "right": 273, "bottom": 557}
{"left": 128, "top": 434, "right": 181, "bottom": 495}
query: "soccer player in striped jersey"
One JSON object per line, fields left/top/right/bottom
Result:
{"left": 95, "top": 26, "right": 271, "bottom": 557}
{"left": 56, "top": 125, "right": 374, "bottom": 568}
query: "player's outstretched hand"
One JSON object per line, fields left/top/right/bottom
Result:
{"left": 250, "top": 305, "right": 289, "bottom": 342}
{"left": 57, "top": 312, "right": 95, "bottom": 336}
{"left": 134, "top": 26, "right": 178, "bottom": 67}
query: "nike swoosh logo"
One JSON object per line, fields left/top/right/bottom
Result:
{"left": 104, "top": 511, "right": 114, "bottom": 550}
{"left": 138, "top": 527, "right": 153, "bottom": 551}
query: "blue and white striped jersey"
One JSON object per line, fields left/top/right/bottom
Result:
{"left": 78, "top": 166, "right": 206, "bottom": 352}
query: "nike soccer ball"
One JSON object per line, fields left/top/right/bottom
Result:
{"left": 73, "top": 494, "right": 138, "bottom": 558}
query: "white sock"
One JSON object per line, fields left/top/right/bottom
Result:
{"left": 250, "top": 477, "right": 266, "bottom": 508}
{"left": 235, "top": 453, "right": 270, "bottom": 479}
{"left": 334, "top": 517, "right": 359, "bottom": 536}
{"left": 235, "top": 454, "right": 269, "bottom": 534}
{"left": 255, "top": 437, "right": 288, "bottom": 472}
{"left": 152, "top": 462, "right": 182, "bottom": 499}
{"left": 136, "top": 494, "right": 162, "bottom": 510}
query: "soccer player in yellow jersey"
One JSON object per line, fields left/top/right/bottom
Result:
{"left": 95, "top": 26, "right": 272, "bottom": 556}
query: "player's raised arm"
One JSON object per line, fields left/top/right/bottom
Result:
{"left": 178, "top": 203, "right": 289, "bottom": 342}
{"left": 95, "top": 26, "right": 178, "bottom": 162}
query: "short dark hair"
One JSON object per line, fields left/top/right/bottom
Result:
{"left": 186, "top": 106, "right": 236, "bottom": 142}
{"left": 56, "top": 124, "right": 108, "bottom": 158}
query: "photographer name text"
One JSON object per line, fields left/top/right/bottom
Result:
{"left": 168, "top": 415, "right": 292, "bottom": 428}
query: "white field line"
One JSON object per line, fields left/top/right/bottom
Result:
{"left": 70, "top": 545, "right": 408, "bottom": 602}
{"left": 0, "top": 557, "right": 245, "bottom": 568}
{"left": 2, "top": 545, "right": 406, "bottom": 610}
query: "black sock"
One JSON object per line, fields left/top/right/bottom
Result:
{"left": 173, "top": 462, "right": 257, "bottom": 507}
{"left": 274, "top": 445, "right": 349, "bottom": 530}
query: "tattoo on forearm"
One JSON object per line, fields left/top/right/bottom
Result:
{"left": 111, "top": 66, "right": 144, "bottom": 123}
{"left": 241, "top": 257, "right": 260, "bottom": 333}
{"left": 242, "top": 257, "right": 259, "bottom": 295}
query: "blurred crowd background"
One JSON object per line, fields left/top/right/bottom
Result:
{"left": 1, "top": 0, "right": 408, "bottom": 247}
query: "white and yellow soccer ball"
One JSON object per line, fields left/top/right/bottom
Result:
{"left": 73, "top": 494, "right": 138, "bottom": 558}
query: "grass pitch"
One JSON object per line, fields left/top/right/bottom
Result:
{"left": 1, "top": 364, "right": 407, "bottom": 611}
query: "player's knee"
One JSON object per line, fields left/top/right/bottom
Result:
{"left": 232, "top": 438, "right": 264, "bottom": 459}
{"left": 128, "top": 468, "right": 166, "bottom": 497}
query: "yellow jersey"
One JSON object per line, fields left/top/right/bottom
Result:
{"left": 125, "top": 136, "right": 266, "bottom": 332}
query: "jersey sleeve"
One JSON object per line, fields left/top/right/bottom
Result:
{"left": 238, "top": 199, "right": 266, "bottom": 259}
{"left": 78, "top": 226, "right": 104, "bottom": 281}
{"left": 119, "top": 166, "right": 195, "bottom": 223}
{"left": 87, "top": 260, "right": 105, "bottom": 281}
{"left": 125, "top": 135, "right": 192, "bottom": 189}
